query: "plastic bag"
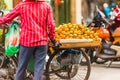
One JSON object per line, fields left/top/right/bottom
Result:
{"left": 5, "top": 22, "right": 20, "bottom": 57}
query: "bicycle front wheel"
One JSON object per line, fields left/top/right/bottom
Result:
{"left": 45, "top": 49, "right": 91, "bottom": 80}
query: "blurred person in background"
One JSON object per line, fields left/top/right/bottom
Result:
{"left": 103, "top": 3, "right": 112, "bottom": 18}
{"left": 0, "top": 0, "right": 59, "bottom": 80}
{"left": 111, "top": 2, "right": 116, "bottom": 8}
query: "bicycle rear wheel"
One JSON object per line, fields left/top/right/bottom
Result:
{"left": 45, "top": 49, "right": 91, "bottom": 80}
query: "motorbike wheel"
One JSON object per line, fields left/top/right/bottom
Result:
{"left": 0, "top": 56, "right": 17, "bottom": 80}
{"left": 86, "top": 48, "right": 108, "bottom": 64}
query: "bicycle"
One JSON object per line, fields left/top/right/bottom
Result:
{"left": 0, "top": 24, "right": 91, "bottom": 80}
{"left": 0, "top": 11, "right": 91, "bottom": 80}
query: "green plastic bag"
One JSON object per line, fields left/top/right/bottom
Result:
{"left": 5, "top": 22, "right": 20, "bottom": 57}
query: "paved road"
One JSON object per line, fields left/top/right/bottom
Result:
{"left": 0, "top": 61, "right": 120, "bottom": 80}
{"left": 89, "top": 61, "right": 120, "bottom": 80}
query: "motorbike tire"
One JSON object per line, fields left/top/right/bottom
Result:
{"left": 86, "top": 48, "right": 108, "bottom": 64}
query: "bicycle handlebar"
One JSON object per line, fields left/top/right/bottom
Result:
{"left": 0, "top": 10, "right": 4, "bottom": 16}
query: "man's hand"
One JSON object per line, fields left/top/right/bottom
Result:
{"left": 51, "top": 40, "right": 61, "bottom": 49}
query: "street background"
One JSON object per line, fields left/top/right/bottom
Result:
{"left": 1, "top": 0, "right": 120, "bottom": 80}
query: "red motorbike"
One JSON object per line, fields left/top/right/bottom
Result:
{"left": 87, "top": 6, "right": 120, "bottom": 66}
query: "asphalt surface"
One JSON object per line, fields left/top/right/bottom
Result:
{"left": 0, "top": 61, "right": 120, "bottom": 80}
{"left": 89, "top": 61, "right": 120, "bottom": 80}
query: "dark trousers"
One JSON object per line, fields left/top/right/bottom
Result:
{"left": 14, "top": 44, "right": 47, "bottom": 80}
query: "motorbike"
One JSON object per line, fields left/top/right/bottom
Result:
{"left": 87, "top": 5, "right": 120, "bottom": 67}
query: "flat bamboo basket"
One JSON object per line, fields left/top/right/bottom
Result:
{"left": 59, "top": 39, "right": 101, "bottom": 49}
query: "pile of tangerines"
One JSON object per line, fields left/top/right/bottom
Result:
{"left": 55, "top": 23, "right": 100, "bottom": 42}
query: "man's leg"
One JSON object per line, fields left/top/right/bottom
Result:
{"left": 14, "top": 45, "right": 35, "bottom": 80}
{"left": 34, "top": 45, "right": 47, "bottom": 80}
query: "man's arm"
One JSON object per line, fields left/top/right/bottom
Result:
{"left": 47, "top": 5, "right": 56, "bottom": 41}
{"left": 0, "top": 3, "right": 21, "bottom": 24}
{"left": 47, "top": 5, "right": 61, "bottom": 48}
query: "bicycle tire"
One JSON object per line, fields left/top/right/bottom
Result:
{"left": 45, "top": 49, "right": 91, "bottom": 80}
{"left": 80, "top": 49, "right": 91, "bottom": 80}
{"left": 45, "top": 50, "right": 58, "bottom": 80}
{"left": 0, "top": 54, "right": 4, "bottom": 68}
{"left": 0, "top": 56, "right": 17, "bottom": 80}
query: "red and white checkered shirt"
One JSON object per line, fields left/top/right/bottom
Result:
{"left": 0, "top": 1, "right": 55, "bottom": 47}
